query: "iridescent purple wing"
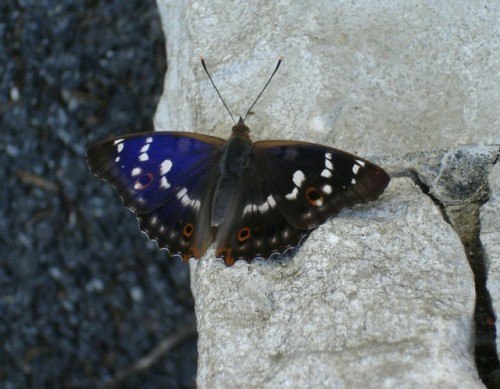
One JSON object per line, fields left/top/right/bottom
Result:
{"left": 87, "top": 131, "right": 225, "bottom": 260}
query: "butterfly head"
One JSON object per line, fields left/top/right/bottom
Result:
{"left": 232, "top": 117, "right": 250, "bottom": 135}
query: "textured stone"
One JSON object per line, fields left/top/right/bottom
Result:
{"left": 384, "top": 145, "right": 497, "bottom": 206}
{"left": 156, "top": 1, "right": 498, "bottom": 156}
{"left": 190, "top": 179, "right": 480, "bottom": 388}
{"left": 155, "top": 1, "right": 498, "bottom": 387}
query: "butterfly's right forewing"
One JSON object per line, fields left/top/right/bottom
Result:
{"left": 86, "top": 132, "right": 225, "bottom": 260}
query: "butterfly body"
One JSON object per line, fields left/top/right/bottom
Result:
{"left": 87, "top": 118, "right": 390, "bottom": 266}
{"left": 212, "top": 119, "right": 252, "bottom": 226}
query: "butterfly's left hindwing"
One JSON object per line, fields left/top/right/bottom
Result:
{"left": 214, "top": 163, "right": 309, "bottom": 266}
{"left": 86, "top": 132, "right": 225, "bottom": 260}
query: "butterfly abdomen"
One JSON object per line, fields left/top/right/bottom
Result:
{"left": 211, "top": 131, "right": 253, "bottom": 227}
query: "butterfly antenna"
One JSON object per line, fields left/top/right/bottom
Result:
{"left": 201, "top": 57, "right": 236, "bottom": 124}
{"left": 243, "top": 57, "right": 283, "bottom": 121}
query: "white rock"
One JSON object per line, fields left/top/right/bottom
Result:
{"left": 153, "top": 1, "right": 495, "bottom": 387}
{"left": 190, "top": 179, "right": 480, "bottom": 388}
{"left": 155, "top": 1, "right": 498, "bottom": 155}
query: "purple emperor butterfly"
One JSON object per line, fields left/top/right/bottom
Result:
{"left": 86, "top": 59, "right": 390, "bottom": 266}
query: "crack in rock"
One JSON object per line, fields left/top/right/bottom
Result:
{"left": 387, "top": 144, "right": 500, "bottom": 387}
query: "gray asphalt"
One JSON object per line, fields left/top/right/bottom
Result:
{"left": 1, "top": 2, "right": 196, "bottom": 387}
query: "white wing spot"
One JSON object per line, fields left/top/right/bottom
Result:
{"left": 177, "top": 187, "right": 187, "bottom": 198}
{"left": 160, "top": 159, "right": 173, "bottom": 175}
{"left": 139, "top": 153, "right": 149, "bottom": 161}
{"left": 285, "top": 187, "right": 299, "bottom": 200}
{"left": 150, "top": 216, "right": 158, "bottom": 225}
{"left": 176, "top": 187, "right": 200, "bottom": 211}
{"left": 257, "top": 202, "right": 270, "bottom": 213}
{"left": 257, "top": 195, "right": 277, "bottom": 213}
{"left": 243, "top": 203, "right": 256, "bottom": 216}
{"left": 267, "top": 194, "right": 277, "bottom": 208}
{"left": 321, "top": 169, "right": 332, "bottom": 178}
{"left": 243, "top": 195, "right": 277, "bottom": 216}
{"left": 131, "top": 167, "right": 142, "bottom": 177}
{"left": 352, "top": 164, "right": 361, "bottom": 174}
{"left": 243, "top": 204, "right": 252, "bottom": 215}
{"left": 323, "top": 184, "right": 332, "bottom": 194}
{"left": 285, "top": 171, "right": 306, "bottom": 199}
{"left": 140, "top": 144, "right": 150, "bottom": 153}
{"left": 160, "top": 176, "right": 170, "bottom": 189}
{"left": 146, "top": 137, "right": 153, "bottom": 143}
{"left": 292, "top": 170, "right": 306, "bottom": 188}
{"left": 117, "top": 143, "right": 124, "bottom": 153}
{"left": 115, "top": 156, "right": 120, "bottom": 162}
{"left": 321, "top": 153, "right": 334, "bottom": 176}
{"left": 356, "top": 160, "right": 366, "bottom": 167}
{"left": 351, "top": 178, "right": 357, "bottom": 185}
{"left": 113, "top": 139, "right": 124, "bottom": 145}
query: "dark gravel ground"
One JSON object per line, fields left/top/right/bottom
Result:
{"left": 1, "top": 1, "right": 197, "bottom": 388}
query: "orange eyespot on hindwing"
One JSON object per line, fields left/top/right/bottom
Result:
{"left": 182, "top": 223, "right": 194, "bottom": 238}
{"left": 237, "top": 227, "right": 251, "bottom": 243}
{"left": 305, "top": 186, "right": 324, "bottom": 207}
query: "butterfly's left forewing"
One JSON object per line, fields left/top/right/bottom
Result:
{"left": 86, "top": 132, "right": 225, "bottom": 260}
{"left": 253, "top": 140, "right": 390, "bottom": 231}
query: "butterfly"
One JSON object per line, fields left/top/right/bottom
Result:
{"left": 86, "top": 60, "right": 390, "bottom": 266}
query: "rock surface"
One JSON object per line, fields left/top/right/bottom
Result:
{"left": 156, "top": 1, "right": 498, "bottom": 155}
{"left": 155, "top": 1, "right": 498, "bottom": 387}
{"left": 191, "top": 178, "right": 480, "bottom": 388}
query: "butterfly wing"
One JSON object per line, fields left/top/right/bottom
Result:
{"left": 252, "top": 140, "right": 390, "bottom": 230}
{"left": 86, "top": 132, "right": 225, "bottom": 260}
{"left": 214, "top": 140, "right": 389, "bottom": 266}
{"left": 214, "top": 163, "right": 309, "bottom": 266}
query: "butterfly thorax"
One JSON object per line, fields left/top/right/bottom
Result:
{"left": 221, "top": 120, "right": 251, "bottom": 176}
{"left": 211, "top": 119, "right": 253, "bottom": 227}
